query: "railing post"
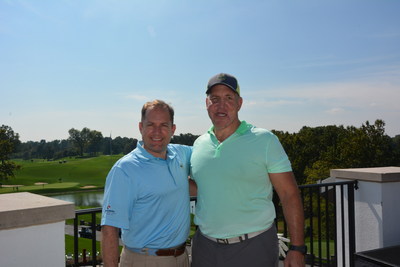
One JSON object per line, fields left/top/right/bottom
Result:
{"left": 347, "top": 181, "right": 357, "bottom": 267}
{"left": 340, "top": 184, "right": 346, "bottom": 267}
{"left": 73, "top": 215, "right": 79, "bottom": 266}
{"left": 91, "top": 212, "right": 97, "bottom": 267}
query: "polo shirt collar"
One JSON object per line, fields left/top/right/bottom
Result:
{"left": 136, "top": 141, "right": 177, "bottom": 161}
{"left": 207, "top": 120, "right": 252, "bottom": 137}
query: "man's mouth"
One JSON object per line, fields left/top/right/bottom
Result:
{"left": 216, "top": 112, "right": 227, "bottom": 117}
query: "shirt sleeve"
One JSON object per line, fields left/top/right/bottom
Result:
{"left": 265, "top": 134, "right": 292, "bottom": 173}
{"left": 101, "top": 165, "right": 136, "bottom": 229}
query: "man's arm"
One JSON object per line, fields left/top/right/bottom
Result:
{"left": 189, "top": 178, "right": 197, "bottom": 196}
{"left": 269, "top": 171, "right": 305, "bottom": 267}
{"left": 101, "top": 225, "right": 120, "bottom": 267}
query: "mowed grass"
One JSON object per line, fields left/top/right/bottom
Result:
{"left": 1, "top": 155, "right": 123, "bottom": 194}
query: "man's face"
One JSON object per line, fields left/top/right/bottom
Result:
{"left": 139, "top": 107, "right": 176, "bottom": 159}
{"left": 206, "top": 84, "right": 242, "bottom": 132}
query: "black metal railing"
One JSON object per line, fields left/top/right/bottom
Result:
{"left": 69, "top": 181, "right": 357, "bottom": 266}
{"left": 70, "top": 207, "right": 102, "bottom": 267}
{"left": 275, "top": 180, "right": 358, "bottom": 267}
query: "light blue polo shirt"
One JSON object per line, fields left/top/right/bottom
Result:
{"left": 190, "top": 121, "right": 292, "bottom": 239}
{"left": 101, "top": 142, "right": 192, "bottom": 249}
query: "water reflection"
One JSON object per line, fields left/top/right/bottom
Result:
{"left": 51, "top": 191, "right": 104, "bottom": 207}
{"left": 51, "top": 191, "right": 196, "bottom": 213}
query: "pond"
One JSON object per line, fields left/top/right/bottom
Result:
{"left": 50, "top": 191, "right": 104, "bottom": 207}
{"left": 51, "top": 191, "right": 196, "bottom": 213}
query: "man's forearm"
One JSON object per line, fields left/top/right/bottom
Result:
{"left": 270, "top": 172, "right": 305, "bottom": 246}
{"left": 281, "top": 192, "right": 305, "bottom": 246}
{"left": 280, "top": 190, "right": 306, "bottom": 266}
{"left": 189, "top": 178, "right": 197, "bottom": 196}
{"left": 102, "top": 225, "right": 120, "bottom": 267}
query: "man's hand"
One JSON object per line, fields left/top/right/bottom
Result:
{"left": 284, "top": 250, "right": 305, "bottom": 267}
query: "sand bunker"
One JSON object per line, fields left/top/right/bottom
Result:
{"left": 34, "top": 182, "right": 48, "bottom": 185}
{"left": 1, "top": 184, "right": 24, "bottom": 188}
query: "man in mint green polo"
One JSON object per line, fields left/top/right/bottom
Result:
{"left": 190, "top": 73, "right": 306, "bottom": 267}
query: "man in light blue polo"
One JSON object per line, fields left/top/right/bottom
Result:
{"left": 190, "top": 73, "right": 306, "bottom": 267}
{"left": 101, "top": 100, "right": 192, "bottom": 267}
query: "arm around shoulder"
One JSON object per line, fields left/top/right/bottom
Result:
{"left": 189, "top": 178, "right": 197, "bottom": 196}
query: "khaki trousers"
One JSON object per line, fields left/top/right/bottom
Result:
{"left": 119, "top": 247, "right": 189, "bottom": 267}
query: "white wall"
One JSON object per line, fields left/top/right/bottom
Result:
{"left": 331, "top": 167, "right": 400, "bottom": 266}
{"left": 382, "top": 182, "right": 400, "bottom": 247}
{"left": 0, "top": 222, "right": 65, "bottom": 267}
{"left": 353, "top": 180, "right": 384, "bottom": 251}
{"left": 0, "top": 192, "right": 75, "bottom": 267}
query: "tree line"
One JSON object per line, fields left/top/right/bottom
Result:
{"left": 273, "top": 119, "right": 400, "bottom": 185}
{"left": 9, "top": 128, "right": 199, "bottom": 161}
{"left": 1, "top": 120, "right": 400, "bottom": 182}
{"left": 11, "top": 128, "right": 138, "bottom": 160}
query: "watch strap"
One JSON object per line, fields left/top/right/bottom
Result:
{"left": 289, "top": 245, "right": 307, "bottom": 255}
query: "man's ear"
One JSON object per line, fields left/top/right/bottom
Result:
{"left": 139, "top": 122, "right": 143, "bottom": 134}
{"left": 237, "top": 96, "right": 243, "bottom": 111}
{"left": 171, "top": 124, "right": 176, "bottom": 135}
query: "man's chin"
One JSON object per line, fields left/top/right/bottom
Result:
{"left": 151, "top": 145, "right": 167, "bottom": 152}
{"left": 145, "top": 144, "right": 166, "bottom": 152}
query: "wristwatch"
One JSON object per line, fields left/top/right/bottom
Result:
{"left": 289, "top": 245, "right": 307, "bottom": 255}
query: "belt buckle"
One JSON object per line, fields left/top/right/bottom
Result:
{"left": 140, "top": 248, "right": 151, "bottom": 255}
{"left": 216, "top": 238, "right": 229, "bottom": 244}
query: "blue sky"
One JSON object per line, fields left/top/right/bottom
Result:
{"left": 1, "top": 0, "right": 399, "bottom": 142}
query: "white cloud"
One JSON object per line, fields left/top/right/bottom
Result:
{"left": 244, "top": 99, "right": 303, "bottom": 108}
{"left": 326, "top": 107, "right": 345, "bottom": 115}
{"left": 246, "top": 79, "right": 400, "bottom": 112}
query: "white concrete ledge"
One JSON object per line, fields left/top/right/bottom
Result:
{"left": 330, "top": 166, "right": 400, "bottom": 183}
{"left": 0, "top": 192, "right": 75, "bottom": 230}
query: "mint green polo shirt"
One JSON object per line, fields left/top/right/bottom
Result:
{"left": 190, "top": 121, "right": 292, "bottom": 239}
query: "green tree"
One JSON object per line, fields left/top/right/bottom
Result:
{"left": 171, "top": 133, "right": 199, "bottom": 146}
{"left": 0, "top": 125, "right": 21, "bottom": 181}
{"left": 303, "top": 120, "right": 396, "bottom": 184}
{"left": 337, "top": 120, "right": 395, "bottom": 168}
{"left": 393, "top": 135, "right": 400, "bottom": 165}
{"left": 87, "top": 130, "right": 103, "bottom": 156}
{"left": 275, "top": 119, "right": 397, "bottom": 185}
{"left": 69, "top": 128, "right": 105, "bottom": 156}
{"left": 68, "top": 127, "right": 92, "bottom": 156}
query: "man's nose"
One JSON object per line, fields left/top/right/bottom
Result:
{"left": 153, "top": 126, "right": 162, "bottom": 133}
{"left": 216, "top": 98, "right": 227, "bottom": 106}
